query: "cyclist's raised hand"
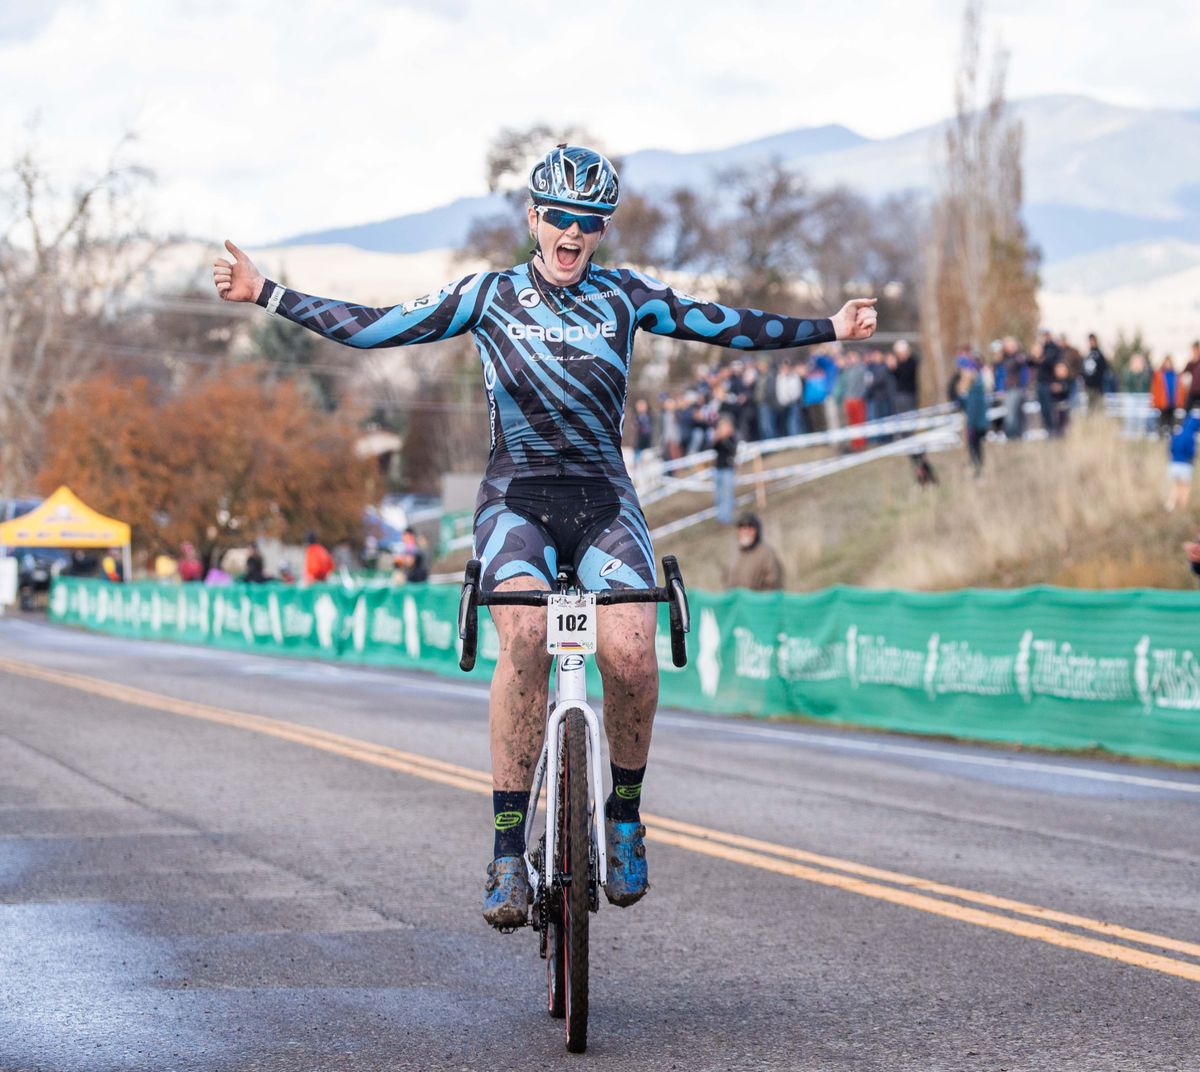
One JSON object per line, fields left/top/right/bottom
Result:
{"left": 212, "top": 239, "right": 265, "bottom": 303}
{"left": 831, "top": 298, "right": 878, "bottom": 341}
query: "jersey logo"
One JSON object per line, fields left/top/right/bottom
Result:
{"left": 506, "top": 321, "right": 617, "bottom": 343}
{"left": 517, "top": 288, "right": 541, "bottom": 308}
{"left": 401, "top": 291, "right": 439, "bottom": 315}
{"left": 599, "top": 558, "right": 624, "bottom": 578}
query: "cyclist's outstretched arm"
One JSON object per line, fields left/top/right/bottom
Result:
{"left": 626, "top": 270, "right": 877, "bottom": 348}
{"left": 211, "top": 239, "right": 490, "bottom": 347}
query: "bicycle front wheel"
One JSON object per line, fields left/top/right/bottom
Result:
{"left": 557, "top": 708, "right": 591, "bottom": 1053}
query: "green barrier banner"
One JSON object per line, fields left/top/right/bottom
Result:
{"left": 49, "top": 579, "right": 1200, "bottom": 763}
{"left": 48, "top": 579, "right": 478, "bottom": 676}
{"left": 438, "top": 509, "right": 474, "bottom": 555}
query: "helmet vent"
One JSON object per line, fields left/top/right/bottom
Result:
{"left": 528, "top": 144, "right": 620, "bottom": 215}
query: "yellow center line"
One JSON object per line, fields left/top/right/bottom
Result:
{"left": 643, "top": 828, "right": 1200, "bottom": 983}
{"left": 3, "top": 655, "right": 1198, "bottom": 982}
{"left": 641, "top": 814, "right": 1200, "bottom": 960}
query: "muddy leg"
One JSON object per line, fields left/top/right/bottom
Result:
{"left": 488, "top": 575, "right": 552, "bottom": 792}
{"left": 595, "top": 602, "right": 659, "bottom": 768}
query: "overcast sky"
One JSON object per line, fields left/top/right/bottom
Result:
{"left": 4, "top": 0, "right": 1199, "bottom": 244}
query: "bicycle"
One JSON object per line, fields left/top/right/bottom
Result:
{"left": 458, "top": 554, "right": 690, "bottom": 1053}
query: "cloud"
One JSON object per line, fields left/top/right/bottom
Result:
{"left": 1, "top": 0, "right": 1198, "bottom": 244}
{"left": 0, "top": 1, "right": 70, "bottom": 42}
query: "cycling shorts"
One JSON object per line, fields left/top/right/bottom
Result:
{"left": 473, "top": 475, "right": 655, "bottom": 591}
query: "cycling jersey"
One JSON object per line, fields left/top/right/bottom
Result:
{"left": 257, "top": 260, "right": 836, "bottom": 587}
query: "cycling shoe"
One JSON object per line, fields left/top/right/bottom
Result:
{"left": 483, "top": 855, "right": 530, "bottom": 929}
{"left": 604, "top": 819, "right": 648, "bottom": 907}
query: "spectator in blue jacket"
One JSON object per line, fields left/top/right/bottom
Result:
{"left": 957, "top": 366, "right": 991, "bottom": 476}
{"left": 1166, "top": 410, "right": 1200, "bottom": 512}
{"left": 803, "top": 351, "right": 838, "bottom": 434}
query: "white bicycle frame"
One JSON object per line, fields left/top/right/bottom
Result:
{"left": 457, "top": 553, "right": 687, "bottom": 918}
{"left": 523, "top": 652, "right": 608, "bottom": 902}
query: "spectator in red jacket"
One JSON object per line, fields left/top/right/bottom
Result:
{"left": 1151, "top": 356, "right": 1187, "bottom": 437}
{"left": 178, "top": 541, "right": 204, "bottom": 583}
{"left": 303, "top": 532, "right": 334, "bottom": 584}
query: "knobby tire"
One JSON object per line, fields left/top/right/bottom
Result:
{"left": 562, "top": 708, "right": 590, "bottom": 1052}
{"left": 547, "top": 796, "right": 565, "bottom": 1018}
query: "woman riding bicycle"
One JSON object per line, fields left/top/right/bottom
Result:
{"left": 212, "top": 143, "right": 878, "bottom": 928}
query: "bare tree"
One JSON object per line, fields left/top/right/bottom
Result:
{"left": 603, "top": 189, "right": 669, "bottom": 269}
{"left": 250, "top": 294, "right": 364, "bottom": 413}
{"left": 659, "top": 186, "right": 718, "bottom": 274}
{"left": 0, "top": 135, "right": 162, "bottom": 496}
{"left": 921, "top": 0, "right": 1040, "bottom": 400}
{"left": 384, "top": 332, "right": 490, "bottom": 490}
{"left": 920, "top": 197, "right": 950, "bottom": 404}
{"left": 705, "top": 162, "right": 816, "bottom": 309}
{"left": 843, "top": 191, "right": 924, "bottom": 332}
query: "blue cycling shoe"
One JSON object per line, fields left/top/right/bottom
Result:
{"left": 483, "top": 855, "right": 530, "bottom": 929}
{"left": 604, "top": 819, "right": 648, "bottom": 907}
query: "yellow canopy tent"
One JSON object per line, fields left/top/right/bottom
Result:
{"left": 0, "top": 486, "right": 132, "bottom": 582}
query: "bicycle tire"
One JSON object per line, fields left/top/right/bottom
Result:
{"left": 546, "top": 831, "right": 565, "bottom": 1017}
{"left": 562, "top": 708, "right": 591, "bottom": 1052}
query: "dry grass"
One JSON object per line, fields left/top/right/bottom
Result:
{"left": 865, "top": 416, "right": 1168, "bottom": 589}
{"left": 430, "top": 417, "right": 1195, "bottom": 591}
{"left": 652, "top": 415, "right": 1200, "bottom": 591}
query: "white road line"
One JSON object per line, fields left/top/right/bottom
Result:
{"left": 655, "top": 714, "right": 1200, "bottom": 795}
{"left": 6, "top": 620, "right": 1196, "bottom": 797}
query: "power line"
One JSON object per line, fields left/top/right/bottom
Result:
{"left": 46, "top": 331, "right": 484, "bottom": 386}
{"left": 38, "top": 334, "right": 489, "bottom": 413}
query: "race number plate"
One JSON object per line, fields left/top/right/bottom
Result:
{"left": 546, "top": 593, "right": 597, "bottom": 655}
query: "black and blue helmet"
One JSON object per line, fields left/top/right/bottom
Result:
{"left": 528, "top": 144, "right": 620, "bottom": 216}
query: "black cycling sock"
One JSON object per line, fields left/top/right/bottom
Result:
{"left": 492, "top": 790, "right": 527, "bottom": 857}
{"left": 605, "top": 763, "right": 646, "bottom": 822}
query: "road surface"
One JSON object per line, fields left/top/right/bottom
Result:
{"left": 1, "top": 615, "right": 1198, "bottom": 1070}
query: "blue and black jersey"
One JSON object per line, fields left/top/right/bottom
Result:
{"left": 257, "top": 261, "right": 834, "bottom": 484}
{"left": 257, "top": 260, "right": 835, "bottom": 588}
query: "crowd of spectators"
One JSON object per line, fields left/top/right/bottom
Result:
{"left": 645, "top": 339, "right": 923, "bottom": 468}
{"left": 637, "top": 334, "right": 1200, "bottom": 469}
{"left": 634, "top": 330, "right": 1200, "bottom": 548}
{"left": 944, "top": 333, "right": 1200, "bottom": 443}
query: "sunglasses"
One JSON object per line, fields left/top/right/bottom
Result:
{"left": 538, "top": 207, "right": 608, "bottom": 234}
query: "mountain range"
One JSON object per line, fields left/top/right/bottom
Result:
{"left": 274, "top": 94, "right": 1200, "bottom": 273}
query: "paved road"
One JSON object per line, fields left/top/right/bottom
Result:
{"left": 1, "top": 615, "right": 1198, "bottom": 1071}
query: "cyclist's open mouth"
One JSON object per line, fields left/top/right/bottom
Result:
{"left": 555, "top": 242, "right": 582, "bottom": 271}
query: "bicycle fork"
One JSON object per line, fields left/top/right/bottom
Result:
{"left": 524, "top": 655, "right": 608, "bottom": 908}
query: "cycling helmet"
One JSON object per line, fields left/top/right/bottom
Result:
{"left": 528, "top": 144, "right": 620, "bottom": 216}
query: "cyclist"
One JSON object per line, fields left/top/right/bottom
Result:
{"left": 212, "top": 144, "right": 878, "bottom": 929}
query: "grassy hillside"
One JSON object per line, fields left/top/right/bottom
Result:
{"left": 652, "top": 417, "right": 1200, "bottom": 592}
